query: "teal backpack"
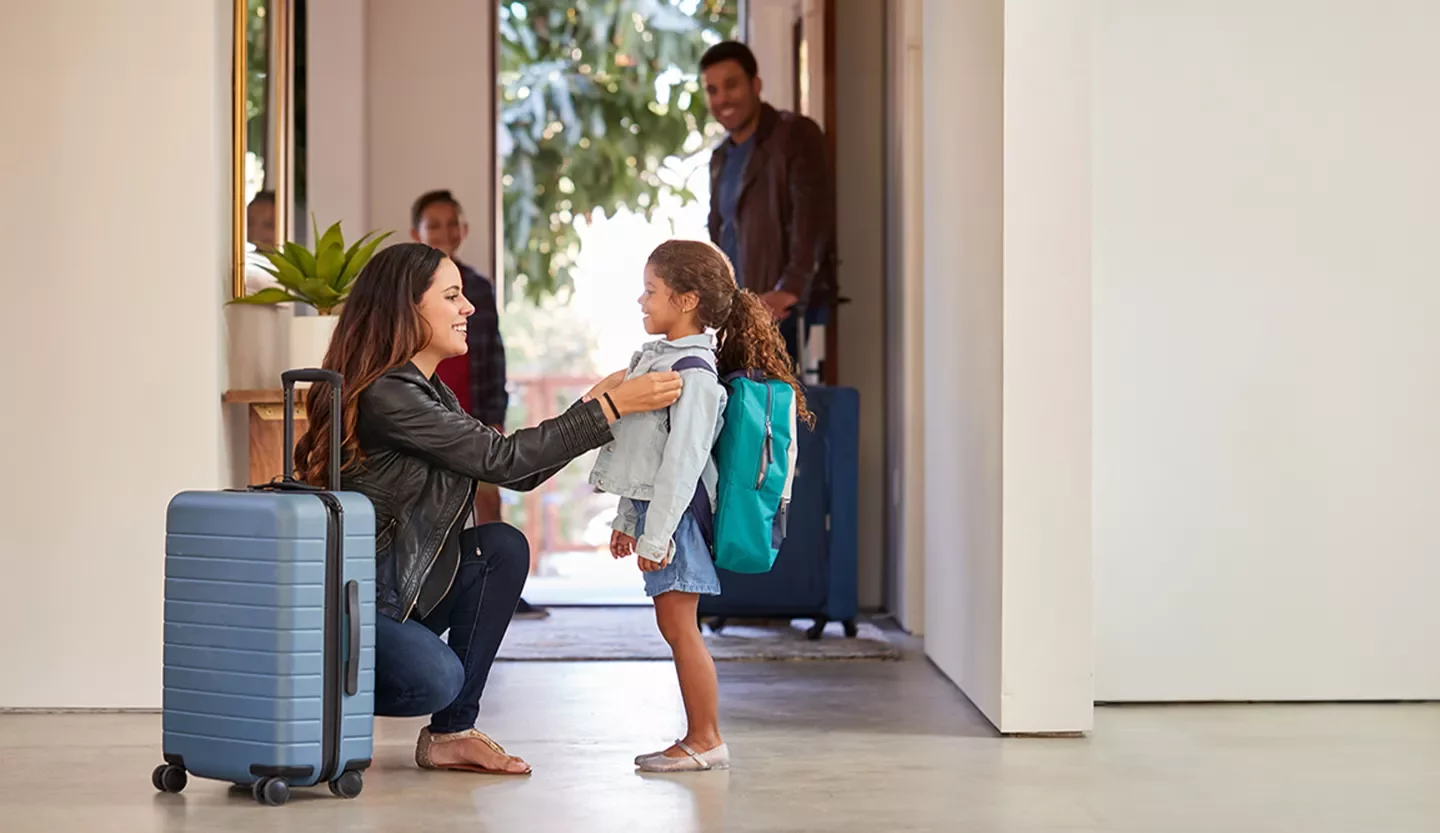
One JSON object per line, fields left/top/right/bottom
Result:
{"left": 670, "top": 357, "right": 797, "bottom": 574}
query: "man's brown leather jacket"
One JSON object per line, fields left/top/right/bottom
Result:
{"left": 708, "top": 103, "right": 837, "bottom": 306}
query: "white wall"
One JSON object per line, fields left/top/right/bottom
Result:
{"left": 1092, "top": 0, "right": 1440, "bottom": 701}
{"left": 365, "top": 0, "right": 495, "bottom": 274}
{"left": 834, "top": 0, "right": 889, "bottom": 611}
{"left": 307, "top": 0, "right": 369, "bottom": 238}
{"left": 746, "top": 0, "right": 798, "bottom": 111}
{"left": 0, "top": 0, "right": 230, "bottom": 708}
{"left": 921, "top": 0, "right": 1006, "bottom": 725}
{"left": 921, "top": 0, "right": 1093, "bottom": 733}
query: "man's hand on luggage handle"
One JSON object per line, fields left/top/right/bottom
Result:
{"left": 759, "top": 290, "right": 799, "bottom": 320}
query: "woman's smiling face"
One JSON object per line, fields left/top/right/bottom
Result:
{"left": 417, "top": 257, "right": 474, "bottom": 358}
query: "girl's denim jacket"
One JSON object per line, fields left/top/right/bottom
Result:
{"left": 588, "top": 334, "right": 728, "bottom": 563}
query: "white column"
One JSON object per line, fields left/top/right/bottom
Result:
{"left": 921, "top": 0, "right": 1093, "bottom": 733}
{"left": 885, "top": 0, "right": 927, "bottom": 633}
{"left": 921, "top": 0, "right": 1006, "bottom": 725}
{"left": 999, "top": 0, "right": 1094, "bottom": 732}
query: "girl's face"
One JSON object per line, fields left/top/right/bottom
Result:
{"left": 638, "top": 264, "right": 697, "bottom": 336}
{"left": 416, "top": 257, "right": 474, "bottom": 359}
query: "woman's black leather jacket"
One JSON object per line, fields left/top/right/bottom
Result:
{"left": 345, "top": 362, "right": 612, "bottom": 621}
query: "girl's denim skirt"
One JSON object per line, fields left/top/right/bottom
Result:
{"left": 632, "top": 499, "right": 722, "bottom": 597}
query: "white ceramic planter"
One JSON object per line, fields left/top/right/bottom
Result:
{"left": 288, "top": 312, "right": 339, "bottom": 376}
{"left": 225, "top": 303, "right": 291, "bottom": 390}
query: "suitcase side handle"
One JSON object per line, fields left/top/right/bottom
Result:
{"left": 281, "top": 368, "right": 344, "bottom": 492}
{"left": 344, "top": 579, "right": 361, "bottom": 697}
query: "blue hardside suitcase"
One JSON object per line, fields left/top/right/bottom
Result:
{"left": 698, "top": 384, "right": 860, "bottom": 639}
{"left": 153, "top": 370, "right": 376, "bottom": 806}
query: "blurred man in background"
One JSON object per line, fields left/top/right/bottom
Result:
{"left": 701, "top": 40, "right": 836, "bottom": 370}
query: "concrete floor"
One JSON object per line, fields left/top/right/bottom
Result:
{"left": 2, "top": 651, "right": 1437, "bottom": 833}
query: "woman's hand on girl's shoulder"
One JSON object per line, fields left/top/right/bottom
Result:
{"left": 606, "top": 371, "right": 683, "bottom": 419}
{"left": 583, "top": 368, "right": 628, "bottom": 404}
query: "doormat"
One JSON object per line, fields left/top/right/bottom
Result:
{"left": 496, "top": 605, "right": 901, "bottom": 662}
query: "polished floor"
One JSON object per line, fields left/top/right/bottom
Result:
{"left": 1, "top": 648, "right": 1437, "bottom": 833}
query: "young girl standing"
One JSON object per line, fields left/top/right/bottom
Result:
{"left": 589, "top": 239, "right": 809, "bottom": 773}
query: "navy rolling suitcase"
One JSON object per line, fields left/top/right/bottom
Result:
{"left": 153, "top": 369, "right": 376, "bottom": 806}
{"left": 698, "top": 384, "right": 860, "bottom": 639}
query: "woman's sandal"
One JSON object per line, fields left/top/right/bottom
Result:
{"left": 415, "top": 727, "right": 532, "bottom": 775}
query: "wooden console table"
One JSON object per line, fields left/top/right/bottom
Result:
{"left": 223, "top": 389, "right": 306, "bottom": 486}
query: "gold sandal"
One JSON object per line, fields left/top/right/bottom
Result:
{"left": 415, "top": 727, "right": 532, "bottom": 775}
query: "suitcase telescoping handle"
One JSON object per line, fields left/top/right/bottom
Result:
{"left": 281, "top": 368, "right": 344, "bottom": 492}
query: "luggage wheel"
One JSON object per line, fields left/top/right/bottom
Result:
{"left": 328, "top": 770, "right": 364, "bottom": 799}
{"left": 805, "top": 618, "right": 860, "bottom": 639}
{"left": 252, "top": 776, "right": 291, "bottom": 806}
{"left": 152, "top": 763, "right": 187, "bottom": 794}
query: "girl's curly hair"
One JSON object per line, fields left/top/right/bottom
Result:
{"left": 647, "top": 239, "right": 814, "bottom": 427}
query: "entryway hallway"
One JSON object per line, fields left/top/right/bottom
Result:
{"left": 3, "top": 649, "right": 1435, "bottom": 832}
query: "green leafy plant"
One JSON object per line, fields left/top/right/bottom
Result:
{"left": 498, "top": 0, "right": 740, "bottom": 303}
{"left": 232, "top": 218, "right": 392, "bottom": 315}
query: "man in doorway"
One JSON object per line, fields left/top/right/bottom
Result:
{"left": 700, "top": 40, "right": 836, "bottom": 367}
{"left": 410, "top": 189, "right": 548, "bottom": 620}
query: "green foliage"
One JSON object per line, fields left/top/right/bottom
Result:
{"left": 498, "top": 293, "right": 603, "bottom": 379}
{"left": 231, "top": 218, "right": 392, "bottom": 314}
{"left": 498, "top": 0, "right": 740, "bottom": 303}
{"left": 246, "top": 0, "right": 269, "bottom": 166}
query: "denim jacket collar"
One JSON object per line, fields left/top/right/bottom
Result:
{"left": 649, "top": 333, "right": 715, "bottom": 352}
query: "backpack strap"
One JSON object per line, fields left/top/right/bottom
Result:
{"left": 671, "top": 356, "right": 717, "bottom": 376}
{"left": 668, "top": 356, "right": 719, "bottom": 553}
{"left": 665, "top": 356, "right": 718, "bottom": 432}
{"left": 688, "top": 479, "right": 715, "bottom": 553}
{"left": 723, "top": 369, "right": 764, "bottom": 384}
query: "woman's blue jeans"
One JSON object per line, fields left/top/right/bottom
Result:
{"left": 373, "top": 522, "right": 529, "bottom": 734}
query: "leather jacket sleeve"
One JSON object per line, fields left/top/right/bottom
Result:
{"left": 362, "top": 374, "right": 612, "bottom": 489}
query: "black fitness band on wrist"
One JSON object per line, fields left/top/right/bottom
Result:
{"left": 602, "top": 392, "right": 621, "bottom": 419}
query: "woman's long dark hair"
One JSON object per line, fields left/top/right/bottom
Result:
{"left": 294, "top": 242, "right": 446, "bottom": 486}
{"left": 647, "top": 240, "right": 813, "bottom": 427}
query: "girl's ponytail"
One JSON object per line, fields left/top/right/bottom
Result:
{"left": 715, "top": 289, "right": 815, "bottom": 428}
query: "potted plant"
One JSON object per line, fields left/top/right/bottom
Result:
{"left": 232, "top": 218, "right": 391, "bottom": 371}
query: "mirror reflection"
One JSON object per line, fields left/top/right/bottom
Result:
{"left": 238, "top": 0, "right": 307, "bottom": 296}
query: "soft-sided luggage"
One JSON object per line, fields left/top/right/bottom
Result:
{"left": 698, "top": 383, "right": 859, "bottom": 639}
{"left": 153, "top": 369, "right": 375, "bottom": 806}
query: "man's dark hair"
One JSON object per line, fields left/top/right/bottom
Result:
{"left": 249, "top": 190, "right": 275, "bottom": 206}
{"left": 699, "top": 41, "right": 758, "bottom": 78}
{"left": 411, "top": 189, "right": 462, "bottom": 229}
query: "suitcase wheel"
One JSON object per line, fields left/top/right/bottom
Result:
{"left": 842, "top": 619, "right": 858, "bottom": 638}
{"left": 151, "top": 764, "right": 187, "bottom": 794}
{"left": 805, "top": 617, "right": 829, "bottom": 640}
{"left": 328, "top": 770, "right": 364, "bottom": 799}
{"left": 252, "top": 776, "right": 291, "bottom": 807}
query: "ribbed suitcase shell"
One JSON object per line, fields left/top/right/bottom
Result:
{"left": 161, "top": 488, "right": 375, "bottom": 790}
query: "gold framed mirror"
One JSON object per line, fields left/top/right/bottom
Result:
{"left": 233, "top": 0, "right": 296, "bottom": 299}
